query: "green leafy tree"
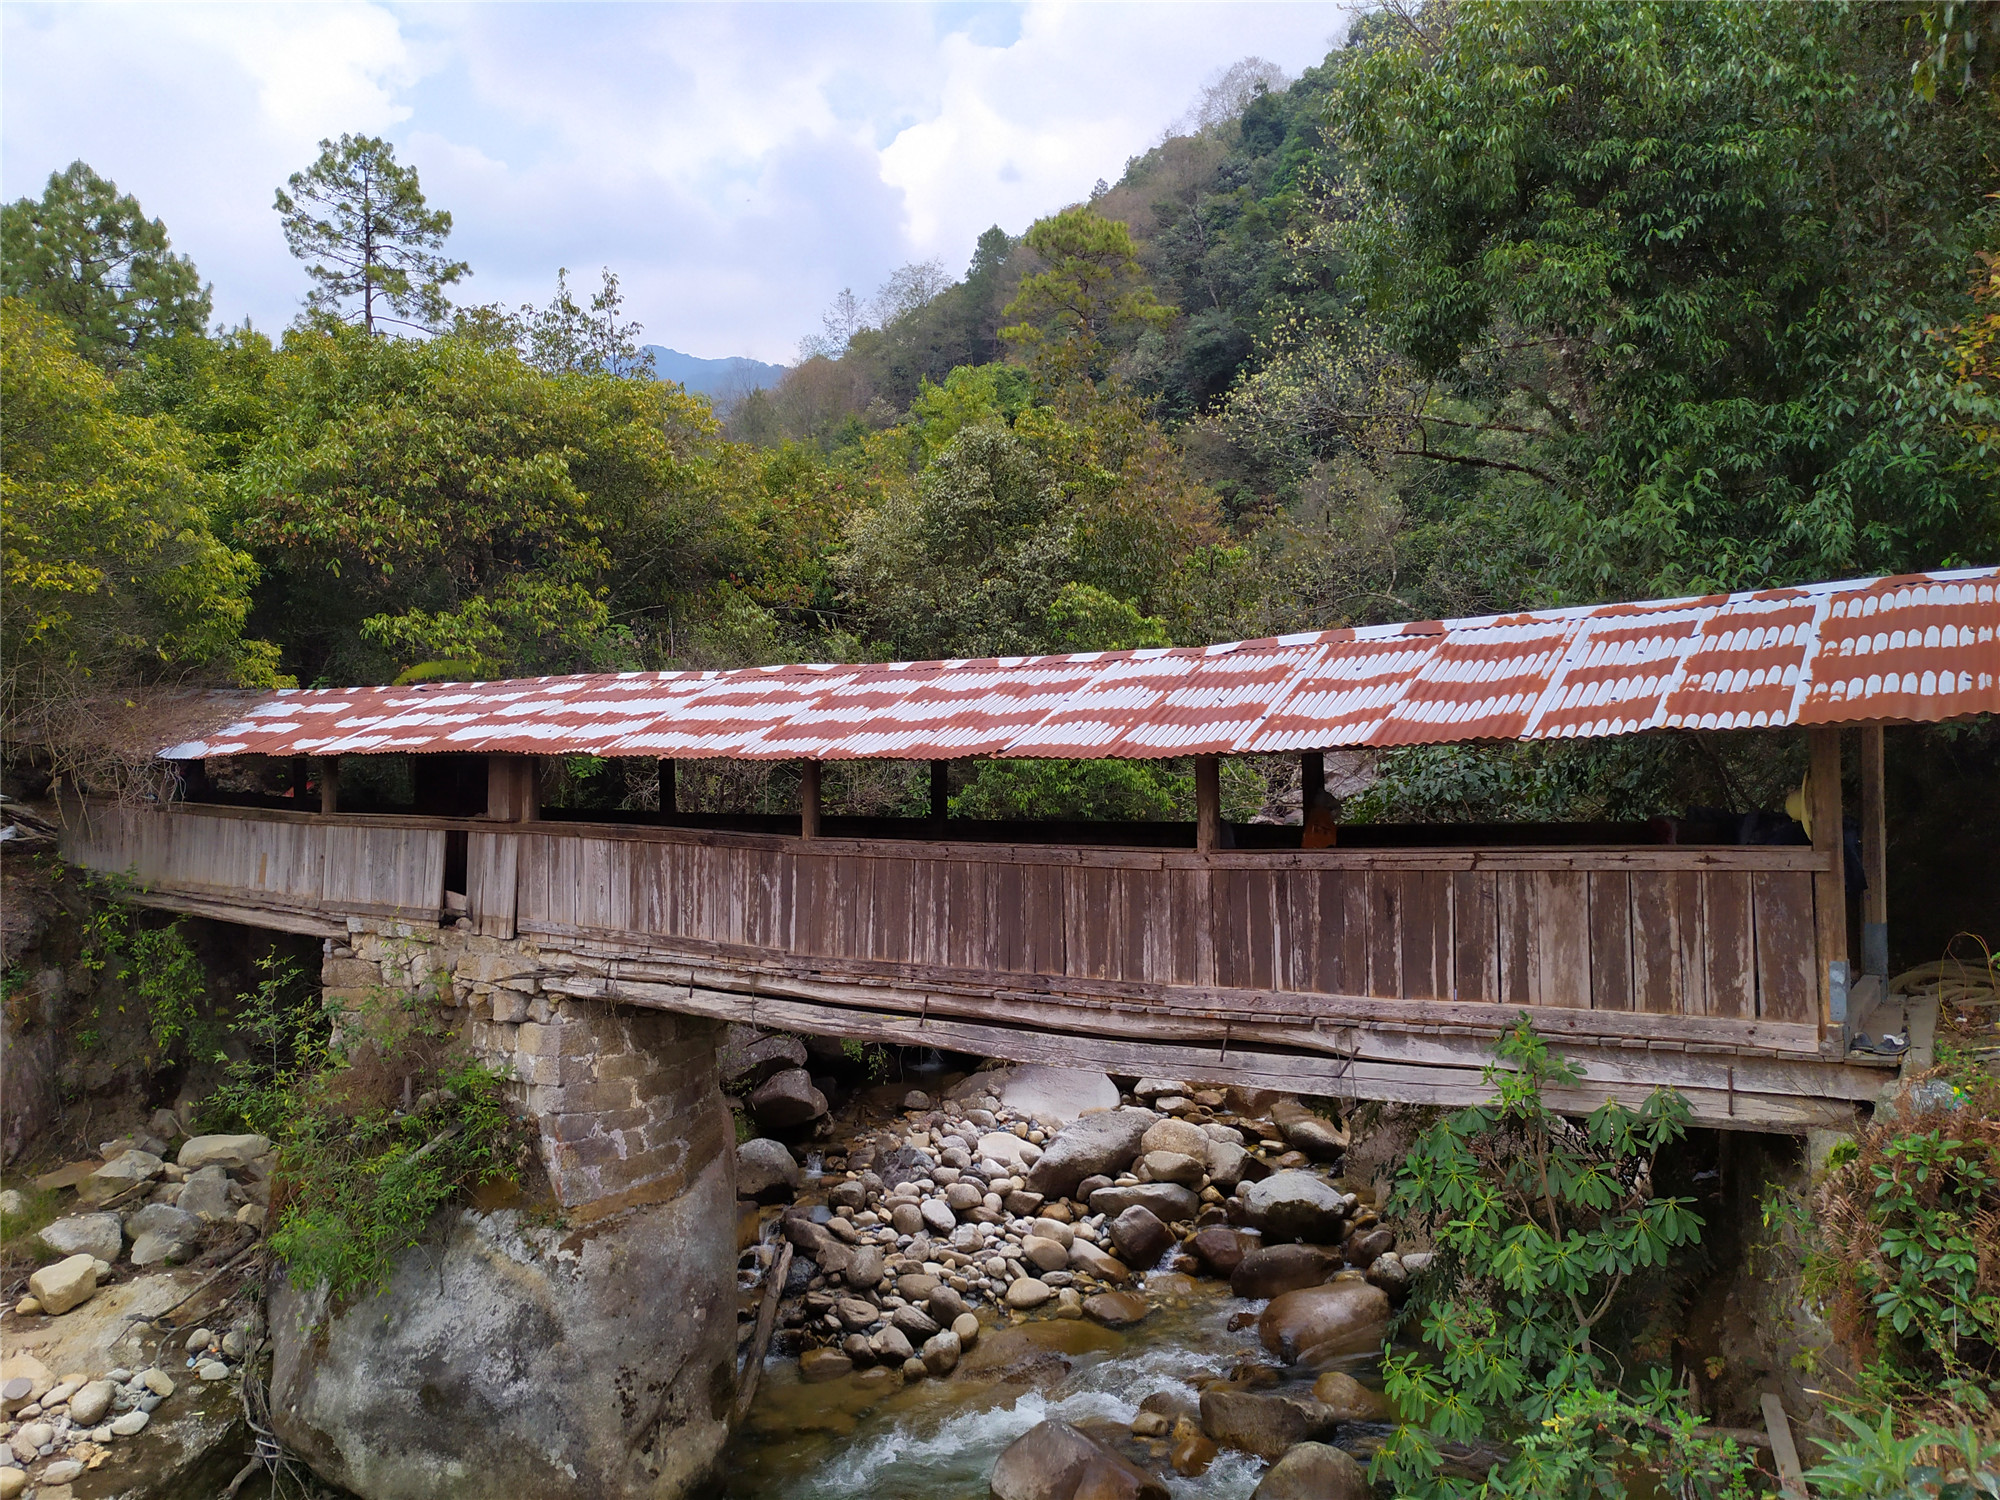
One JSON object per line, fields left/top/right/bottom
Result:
{"left": 1, "top": 300, "right": 278, "bottom": 750}
{"left": 1330, "top": 0, "right": 2000, "bottom": 599}
{"left": 1, "top": 161, "right": 212, "bottom": 368}
{"left": 1374, "top": 1016, "right": 1752, "bottom": 1499}
{"left": 275, "top": 134, "right": 468, "bottom": 334}
{"left": 518, "top": 266, "right": 655, "bottom": 378}
{"left": 227, "top": 324, "right": 740, "bottom": 683}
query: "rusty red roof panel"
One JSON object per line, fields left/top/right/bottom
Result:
{"left": 158, "top": 568, "right": 2000, "bottom": 762}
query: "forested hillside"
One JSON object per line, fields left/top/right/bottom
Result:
{"left": 5, "top": 1, "right": 1994, "bottom": 819}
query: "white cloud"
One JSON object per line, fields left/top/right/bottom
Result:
{"left": 3, "top": 1, "right": 1352, "bottom": 363}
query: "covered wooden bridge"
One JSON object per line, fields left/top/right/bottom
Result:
{"left": 60, "top": 568, "right": 2000, "bottom": 1130}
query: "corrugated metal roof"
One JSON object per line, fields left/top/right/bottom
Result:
{"left": 159, "top": 568, "right": 2000, "bottom": 761}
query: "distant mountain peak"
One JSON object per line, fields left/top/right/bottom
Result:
{"left": 643, "top": 346, "right": 785, "bottom": 398}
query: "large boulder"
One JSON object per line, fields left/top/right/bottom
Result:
{"left": 1025, "top": 1109, "right": 1159, "bottom": 1200}
{"left": 992, "top": 1068, "right": 1121, "bottom": 1127}
{"left": 1241, "top": 1172, "right": 1348, "bottom": 1244}
{"left": 1250, "top": 1441, "right": 1372, "bottom": 1500}
{"left": 27, "top": 1255, "right": 97, "bottom": 1315}
{"left": 717, "top": 1027, "right": 807, "bottom": 1089}
{"left": 1198, "top": 1387, "right": 1339, "bottom": 1461}
{"left": 1259, "top": 1281, "right": 1392, "bottom": 1365}
{"left": 269, "top": 1152, "right": 738, "bottom": 1500}
{"left": 1087, "top": 1183, "right": 1198, "bottom": 1224}
{"left": 1192, "top": 1392, "right": 1336, "bottom": 1464}
{"left": 36, "top": 1212, "right": 123, "bottom": 1264}
{"left": 1230, "top": 1244, "right": 1339, "bottom": 1301}
{"left": 178, "top": 1134, "right": 272, "bottom": 1171}
{"left": 749, "top": 1068, "right": 827, "bottom": 1128}
{"left": 177, "top": 1165, "right": 236, "bottom": 1223}
{"left": 990, "top": 1419, "right": 1169, "bottom": 1500}
{"left": 735, "top": 1139, "right": 800, "bottom": 1202}
{"left": 126, "top": 1203, "right": 204, "bottom": 1266}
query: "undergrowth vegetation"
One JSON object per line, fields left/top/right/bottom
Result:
{"left": 202, "top": 952, "right": 530, "bottom": 1303}
{"left": 1375, "top": 1017, "right": 1756, "bottom": 1498}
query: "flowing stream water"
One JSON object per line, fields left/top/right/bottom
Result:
{"left": 713, "top": 1065, "right": 1399, "bottom": 1499}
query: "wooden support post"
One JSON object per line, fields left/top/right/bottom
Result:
{"left": 485, "top": 755, "right": 537, "bottom": 823}
{"left": 315, "top": 757, "right": 339, "bottom": 815}
{"left": 1807, "top": 727, "right": 1848, "bottom": 1053}
{"left": 1860, "top": 724, "right": 1887, "bottom": 977}
{"left": 1301, "top": 751, "right": 1325, "bottom": 809}
{"left": 658, "top": 758, "right": 677, "bottom": 816}
{"left": 929, "top": 759, "right": 949, "bottom": 833}
{"left": 800, "top": 760, "right": 821, "bottom": 841}
{"left": 1195, "top": 755, "right": 1222, "bottom": 853}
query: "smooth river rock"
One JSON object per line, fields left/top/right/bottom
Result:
{"left": 735, "top": 1139, "right": 800, "bottom": 1202}
{"left": 1087, "top": 1183, "right": 1198, "bottom": 1224}
{"left": 270, "top": 1148, "right": 738, "bottom": 1500}
{"left": 1259, "top": 1281, "right": 1392, "bottom": 1365}
{"left": 1240, "top": 1171, "right": 1348, "bottom": 1244}
{"left": 991, "top": 1067, "right": 1121, "bottom": 1126}
{"left": 990, "top": 1419, "right": 1170, "bottom": 1500}
{"left": 1199, "top": 1387, "right": 1340, "bottom": 1460}
{"left": 1250, "top": 1440, "right": 1372, "bottom": 1500}
{"left": 749, "top": 1068, "right": 828, "bottom": 1127}
{"left": 1230, "top": 1243, "right": 1339, "bottom": 1301}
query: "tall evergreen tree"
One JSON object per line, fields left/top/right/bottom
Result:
{"left": 0, "top": 162, "right": 212, "bottom": 368}
{"left": 274, "top": 135, "right": 468, "bottom": 334}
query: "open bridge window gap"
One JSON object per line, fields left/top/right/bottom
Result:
{"left": 177, "top": 732, "right": 1817, "bottom": 854}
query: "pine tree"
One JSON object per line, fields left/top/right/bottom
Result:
{"left": 274, "top": 135, "right": 467, "bottom": 334}
{"left": 1, "top": 161, "right": 212, "bottom": 368}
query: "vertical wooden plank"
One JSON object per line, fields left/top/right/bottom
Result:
{"left": 1452, "top": 870, "right": 1498, "bottom": 1002}
{"left": 1860, "top": 724, "right": 1887, "bottom": 977}
{"left": 1235, "top": 870, "right": 1273, "bottom": 992}
{"left": 1497, "top": 873, "right": 1532, "bottom": 1006}
{"left": 1587, "top": 871, "right": 1634, "bottom": 1011}
{"left": 1703, "top": 871, "right": 1755, "bottom": 1019}
{"left": 1808, "top": 725, "right": 1846, "bottom": 1046}
{"left": 1753, "top": 871, "right": 1817, "bottom": 1023}
{"left": 1314, "top": 870, "right": 1366, "bottom": 996}
{"left": 1068, "top": 867, "right": 1114, "bottom": 979}
{"left": 1367, "top": 870, "right": 1401, "bottom": 1000}
{"left": 1631, "top": 869, "right": 1703, "bottom": 1016}
{"left": 1277, "top": 869, "right": 1315, "bottom": 994}
{"left": 1398, "top": 870, "right": 1451, "bottom": 1001}
{"left": 468, "top": 832, "right": 519, "bottom": 939}
{"left": 1532, "top": 871, "right": 1591, "bottom": 1008}
{"left": 991, "top": 862, "right": 1026, "bottom": 973}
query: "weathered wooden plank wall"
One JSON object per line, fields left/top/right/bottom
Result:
{"left": 502, "top": 827, "right": 1829, "bottom": 1047}
{"left": 61, "top": 805, "right": 1831, "bottom": 1054}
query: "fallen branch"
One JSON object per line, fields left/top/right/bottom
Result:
{"left": 734, "top": 1239, "right": 792, "bottom": 1423}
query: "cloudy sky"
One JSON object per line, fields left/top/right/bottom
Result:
{"left": 3, "top": 2, "right": 1352, "bottom": 363}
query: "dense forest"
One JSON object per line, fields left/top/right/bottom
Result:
{"left": 4, "top": 0, "right": 1995, "bottom": 823}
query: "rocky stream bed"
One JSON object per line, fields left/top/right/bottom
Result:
{"left": 718, "top": 1062, "right": 1423, "bottom": 1500}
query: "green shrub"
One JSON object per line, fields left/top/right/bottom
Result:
{"left": 1373, "top": 1016, "right": 1754, "bottom": 1499}
{"left": 204, "top": 952, "right": 526, "bottom": 1303}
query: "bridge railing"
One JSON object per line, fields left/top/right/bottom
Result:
{"left": 60, "top": 800, "right": 1835, "bottom": 1060}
